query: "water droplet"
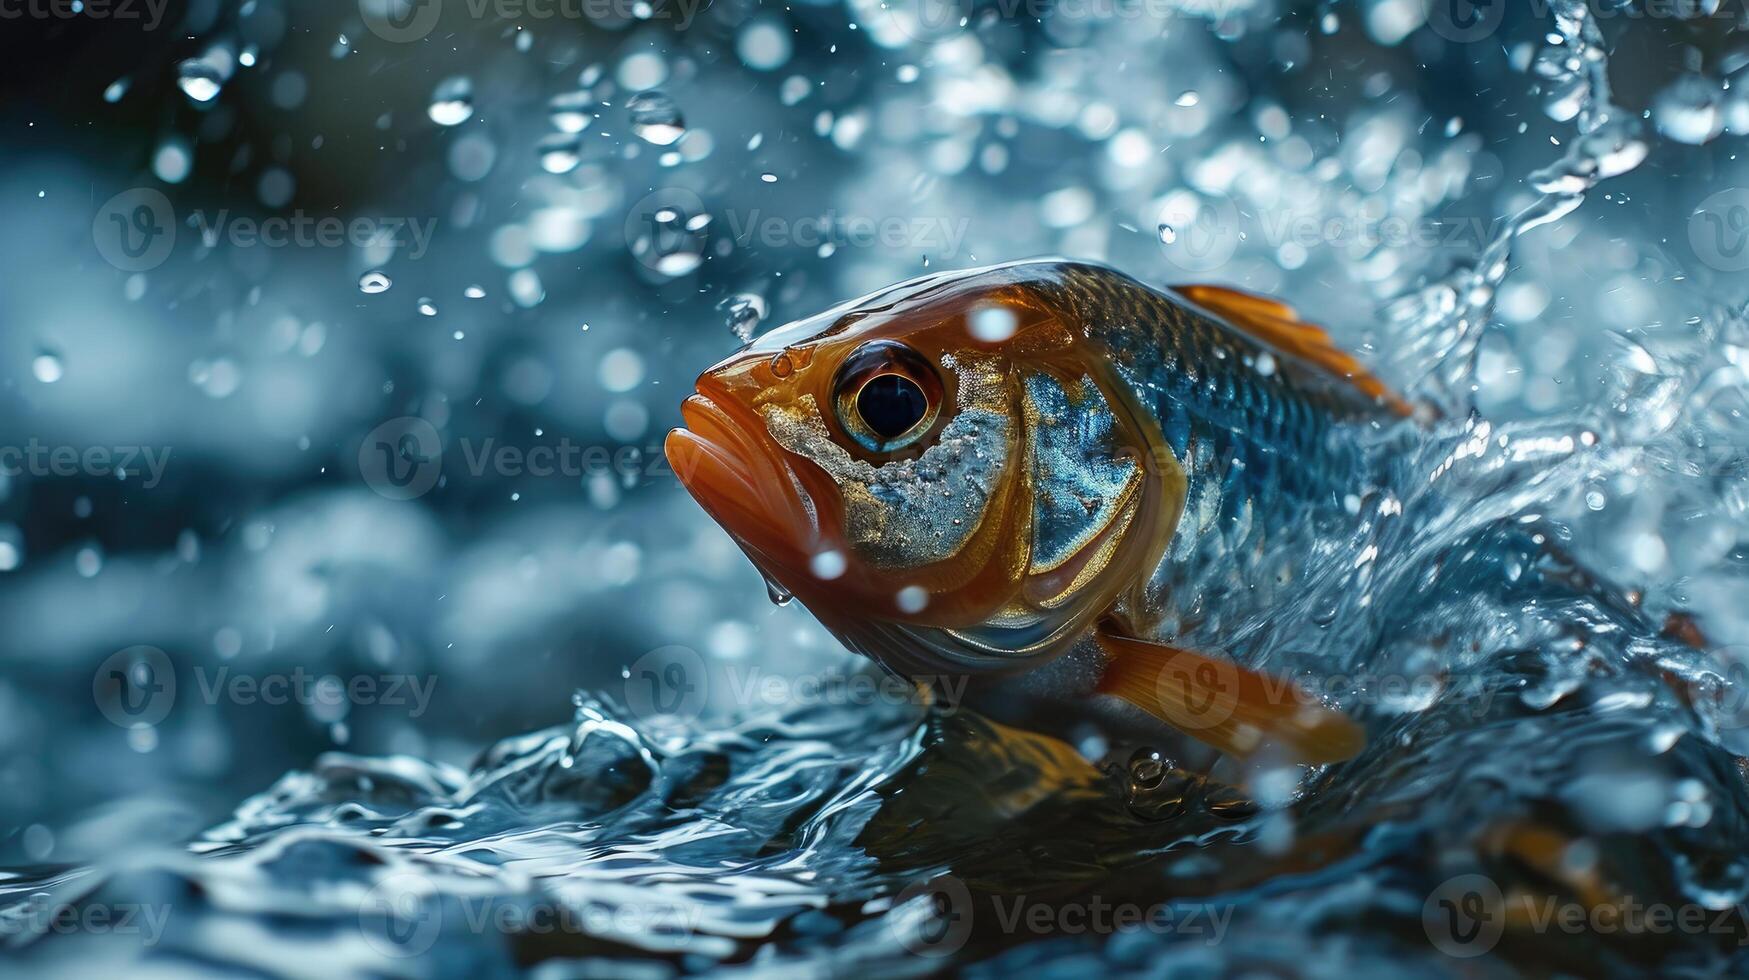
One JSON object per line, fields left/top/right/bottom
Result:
{"left": 719, "top": 293, "right": 768, "bottom": 343}
{"left": 1157, "top": 223, "right": 1177, "bottom": 245}
{"left": 809, "top": 550, "right": 846, "bottom": 580}
{"left": 428, "top": 76, "right": 475, "bottom": 127}
{"left": 627, "top": 91, "right": 685, "bottom": 145}
{"left": 968, "top": 305, "right": 1017, "bottom": 343}
{"left": 359, "top": 271, "right": 392, "bottom": 294}
{"left": 418, "top": 298, "right": 438, "bottom": 317}
{"left": 656, "top": 251, "right": 703, "bottom": 276}
{"left": 764, "top": 573, "right": 793, "bottom": 606}
{"left": 537, "top": 133, "right": 582, "bottom": 174}
{"left": 779, "top": 75, "right": 810, "bottom": 106}
{"left": 508, "top": 269, "right": 544, "bottom": 308}
{"left": 32, "top": 351, "right": 63, "bottom": 384}
{"left": 548, "top": 91, "right": 595, "bottom": 134}
{"left": 896, "top": 585, "right": 929, "bottom": 614}
{"left": 759, "top": 173, "right": 777, "bottom": 183}
{"left": 1174, "top": 91, "right": 1199, "bottom": 107}
{"left": 188, "top": 357, "right": 241, "bottom": 399}
{"left": 177, "top": 59, "right": 225, "bottom": 104}
{"left": 0, "top": 524, "right": 23, "bottom": 571}
{"left": 103, "top": 77, "right": 130, "bottom": 103}
{"left": 464, "top": 285, "right": 486, "bottom": 299}
{"left": 75, "top": 544, "right": 103, "bottom": 578}
{"left": 1654, "top": 74, "right": 1724, "bottom": 146}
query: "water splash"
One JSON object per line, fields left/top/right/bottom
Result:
{"left": 1387, "top": 0, "right": 1647, "bottom": 416}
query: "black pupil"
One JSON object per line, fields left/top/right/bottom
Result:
{"left": 856, "top": 374, "right": 928, "bottom": 439}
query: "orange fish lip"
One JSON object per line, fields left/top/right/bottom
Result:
{"left": 665, "top": 390, "right": 819, "bottom": 570}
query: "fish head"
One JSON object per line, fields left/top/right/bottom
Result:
{"left": 667, "top": 262, "right": 1185, "bottom": 677}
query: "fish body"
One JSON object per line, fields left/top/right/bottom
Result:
{"left": 667, "top": 260, "right": 1410, "bottom": 762}
{"left": 1027, "top": 266, "right": 1400, "bottom": 658}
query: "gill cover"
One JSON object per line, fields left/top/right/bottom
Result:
{"left": 667, "top": 262, "right": 1187, "bottom": 677}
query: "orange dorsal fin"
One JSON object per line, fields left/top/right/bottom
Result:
{"left": 1174, "top": 284, "right": 1414, "bottom": 418}
{"left": 1094, "top": 626, "right": 1364, "bottom": 765}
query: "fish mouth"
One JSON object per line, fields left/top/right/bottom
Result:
{"left": 665, "top": 389, "right": 819, "bottom": 570}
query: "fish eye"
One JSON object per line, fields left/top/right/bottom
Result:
{"left": 831, "top": 341, "right": 944, "bottom": 456}
{"left": 857, "top": 375, "right": 927, "bottom": 438}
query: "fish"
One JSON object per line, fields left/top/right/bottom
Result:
{"left": 665, "top": 259, "right": 1420, "bottom": 766}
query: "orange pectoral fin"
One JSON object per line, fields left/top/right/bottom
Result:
{"left": 1094, "top": 627, "right": 1364, "bottom": 765}
{"left": 1174, "top": 284, "right": 1414, "bottom": 418}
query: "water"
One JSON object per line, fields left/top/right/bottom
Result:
{"left": 718, "top": 293, "right": 768, "bottom": 344}
{"left": 428, "top": 77, "right": 476, "bottom": 128}
{"left": 627, "top": 91, "right": 687, "bottom": 146}
{"left": 7, "top": 2, "right": 1749, "bottom": 977}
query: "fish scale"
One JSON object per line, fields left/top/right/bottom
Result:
{"left": 1032, "top": 263, "right": 1391, "bottom": 655}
